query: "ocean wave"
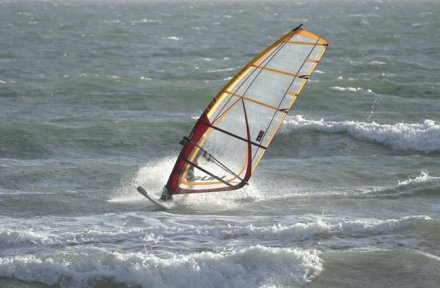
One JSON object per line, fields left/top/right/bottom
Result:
{"left": 357, "top": 171, "right": 440, "bottom": 198}
{"left": 283, "top": 115, "right": 440, "bottom": 153}
{"left": 162, "top": 36, "right": 181, "bottom": 41}
{"left": 416, "top": 251, "right": 440, "bottom": 262}
{"left": 193, "top": 216, "right": 431, "bottom": 240}
{"left": 348, "top": 13, "right": 381, "bottom": 18}
{"left": 0, "top": 213, "right": 432, "bottom": 288}
{"left": 0, "top": 229, "right": 52, "bottom": 248}
{"left": 130, "top": 18, "right": 162, "bottom": 25}
{"left": 0, "top": 246, "right": 322, "bottom": 288}
{"left": 398, "top": 171, "right": 440, "bottom": 187}
{"left": 232, "top": 216, "right": 431, "bottom": 239}
{"left": 368, "top": 60, "right": 386, "bottom": 65}
{"left": 0, "top": 214, "right": 430, "bottom": 252}
{"left": 330, "top": 216, "right": 431, "bottom": 236}
{"left": 391, "top": 171, "right": 440, "bottom": 197}
{"left": 206, "top": 67, "right": 236, "bottom": 73}
{"left": 330, "top": 86, "right": 372, "bottom": 93}
{"left": 0, "top": 214, "right": 431, "bottom": 287}
{"left": 411, "top": 22, "right": 430, "bottom": 27}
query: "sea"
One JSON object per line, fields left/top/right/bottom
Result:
{"left": 0, "top": 0, "right": 439, "bottom": 287}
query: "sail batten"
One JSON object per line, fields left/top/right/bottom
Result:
{"left": 166, "top": 26, "right": 328, "bottom": 194}
{"left": 226, "top": 91, "right": 281, "bottom": 112}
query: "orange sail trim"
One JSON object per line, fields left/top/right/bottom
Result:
{"left": 166, "top": 25, "right": 328, "bottom": 194}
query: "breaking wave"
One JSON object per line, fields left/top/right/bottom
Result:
{"left": 1, "top": 213, "right": 432, "bottom": 287}
{"left": 398, "top": 171, "right": 440, "bottom": 187}
{"left": 0, "top": 212, "right": 432, "bottom": 287}
{"left": 283, "top": 115, "right": 440, "bottom": 153}
{"left": 0, "top": 246, "right": 322, "bottom": 288}
{"left": 1, "top": 214, "right": 431, "bottom": 252}
{"left": 330, "top": 86, "right": 373, "bottom": 93}
{"left": 359, "top": 171, "right": 440, "bottom": 198}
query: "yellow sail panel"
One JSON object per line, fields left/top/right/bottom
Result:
{"left": 167, "top": 25, "right": 328, "bottom": 194}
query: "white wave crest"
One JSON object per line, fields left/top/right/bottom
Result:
{"left": 162, "top": 36, "right": 181, "bottom": 41}
{"left": 0, "top": 215, "right": 430, "bottom": 288}
{"left": 283, "top": 115, "right": 440, "bottom": 153}
{"left": 0, "top": 246, "right": 322, "bottom": 288}
{"left": 192, "top": 216, "right": 430, "bottom": 241}
{"left": 331, "top": 86, "right": 372, "bottom": 93}
{"left": 0, "top": 214, "right": 430, "bottom": 253}
{"left": 398, "top": 171, "right": 440, "bottom": 186}
{"left": 368, "top": 60, "right": 386, "bottom": 65}
{"left": 206, "top": 67, "right": 236, "bottom": 73}
{"left": 130, "top": 19, "right": 161, "bottom": 25}
{"left": 330, "top": 215, "right": 431, "bottom": 236}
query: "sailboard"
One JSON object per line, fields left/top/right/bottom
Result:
{"left": 137, "top": 186, "right": 170, "bottom": 210}
{"left": 138, "top": 24, "right": 328, "bottom": 204}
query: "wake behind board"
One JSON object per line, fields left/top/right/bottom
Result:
{"left": 136, "top": 186, "right": 170, "bottom": 210}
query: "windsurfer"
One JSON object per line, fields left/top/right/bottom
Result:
{"left": 160, "top": 185, "right": 173, "bottom": 201}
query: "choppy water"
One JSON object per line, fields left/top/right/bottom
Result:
{"left": 1, "top": 0, "right": 439, "bottom": 287}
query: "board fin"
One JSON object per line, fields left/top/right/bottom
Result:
{"left": 136, "top": 186, "right": 171, "bottom": 210}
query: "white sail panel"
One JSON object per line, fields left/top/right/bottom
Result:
{"left": 232, "top": 68, "right": 296, "bottom": 108}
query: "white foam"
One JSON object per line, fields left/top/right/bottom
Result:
{"left": 331, "top": 215, "right": 431, "bottom": 236}
{"left": 162, "top": 36, "right": 181, "bottom": 41}
{"left": 197, "top": 57, "right": 212, "bottom": 62}
{"left": 0, "top": 246, "right": 322, "bottom": 288}
{"left": 1, "top": 214, "right": 430, "bottom": 253}
{"left": 398, "top": 171, "right": 440, "bottom": 186}
{"left": 0, "top": 214, "right": 430, "bottom": 288}
{"left": 222, "top": 219, "right": 331, "bottom": 241}
{"left": 0, "top": 229, "right": 52, "bottom": 247}
{"left": 331, "top": 86, "right": 372, "bottom": 93}
{"left": 130, "top": 19, "right": 161, "bottom": 25}
{"left": 0, "top": 214, "right": 431, "bottom": 288}
{"left": 411, "top": 22, "right": 430, "bottom": 27}
{"left": 224, "top": 216, "right": 432, "bottom": 240}
{"left": 206, "top": 67, "right": 236, "bottom": 73}
{"left": 283, "top": 115, "right": 440, "bottom": 153}
{"left": 174, "top": 182, "right": 262, "bottom": 210}
{"left": 416, "top": 251, "right": 440, "bottom": 262}
{"left": 348, "top": 13, "right": 380, "bottom": 18}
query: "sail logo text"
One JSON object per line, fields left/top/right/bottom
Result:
{"left": 187, "top": 175, "right": 227, "bottom": 182}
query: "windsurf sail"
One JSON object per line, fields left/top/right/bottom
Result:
{"left": 166, "top": 24, "right": 328, "bottom": 195}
